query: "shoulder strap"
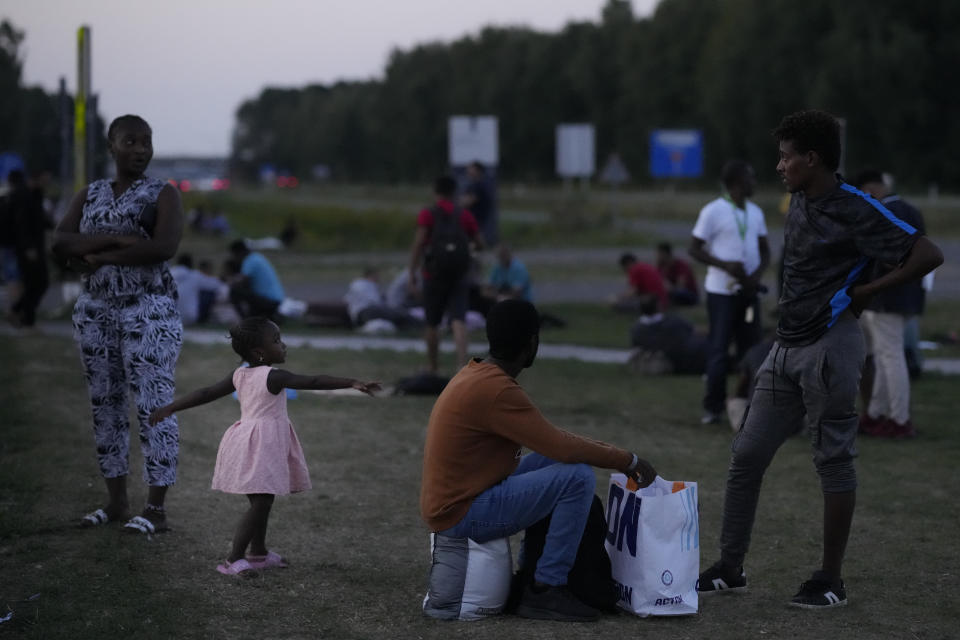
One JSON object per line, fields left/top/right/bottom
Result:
{"left": 432, "top": 203, "right": 459, "bottom": 217}
{"left": 431, "top": 204, "right": 462, "bottom": 230}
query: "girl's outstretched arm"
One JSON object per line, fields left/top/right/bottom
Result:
{"left": 148, "top": 374, "right": 236, "bottom": 425}
{"left": 267, "top": 370, "right": 381, "bottom": 396}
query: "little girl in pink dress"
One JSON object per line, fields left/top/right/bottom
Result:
{"left": 150, "top": 316, "right": 380, "bottom": 575}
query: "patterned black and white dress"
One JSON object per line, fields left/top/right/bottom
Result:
{"left": 72, "top": 177, "right": 182, "bottom": 486}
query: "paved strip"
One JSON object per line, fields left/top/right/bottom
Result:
{"left": 2, "top": 321, "right": 635, "bottom": 364}
{"left": 4, "top": 322, "right": 958, "bottom": 372}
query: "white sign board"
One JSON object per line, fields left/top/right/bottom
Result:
{"left": 448, "top": 116, "right": 499, "bottom": 167}
{"left": 556, "top": 124, "right": 596, "bottom": 178}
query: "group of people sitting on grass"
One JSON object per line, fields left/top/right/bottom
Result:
{"left": 340, "top": 243, "right": 544, "bottom": 335}
{"left": 615, "top": 245, "right": 713, "bottom": 377}
{"left": 165, "top": 240, "right": 291, "bottom": 328}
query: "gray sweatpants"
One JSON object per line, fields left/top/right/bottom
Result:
{"left": 719, "top": 312, "right": 864, "bottom": 568}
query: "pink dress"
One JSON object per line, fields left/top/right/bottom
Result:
{"left": 211, "top": 366, "right": 312, "bottom": 495}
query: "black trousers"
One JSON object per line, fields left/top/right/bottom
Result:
{"left": 12, "top": 250, "right": 49, "bottom": 326}
{"left": 230, "top": 285, "right": 281, "bottom": 320}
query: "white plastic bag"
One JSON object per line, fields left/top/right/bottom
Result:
{"left": 278, "top": 297, "right": 308, "bottom": 318}
{"left": 604, "top": 474, "right": 699, "bottom": 616}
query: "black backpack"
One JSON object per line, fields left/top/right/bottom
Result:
{"left": 391, "top": 371, "right": 449, "bottom": 396}
{"left": 506, "top": 495, "right": 619, "bottom": 613}
{"left": 424, "top": 206, "right": 471, "bottom": 280}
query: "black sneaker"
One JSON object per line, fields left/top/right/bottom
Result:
{"left": 515, "top": 584, "right": 600, "bottom": 622}
{"left": 696, "top": 561, "right": 747, "bottom": 593}
{"left": 789, "top": 571, "right": 847, "bottom": 609}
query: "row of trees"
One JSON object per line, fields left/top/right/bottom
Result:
{"left": 0, "top": 20, "right": 106, "bottom": 183}
{"left": 231, "top": 0, "right": 960, "bottom": 188}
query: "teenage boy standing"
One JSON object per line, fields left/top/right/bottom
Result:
{"left": 697, "top": 110, "right": 943, "bottom": 608}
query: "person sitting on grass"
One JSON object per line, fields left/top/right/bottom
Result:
{"left": 629, "top": 297, "right": 707, "bottom": 375}
{"left": 149, "top": 316, "right": 380, "bottom": 576}
{"left": 420, "top": 299, "right": 657, "bottom": 622}
{"left": 485, "top": 245, "right": 532, "bottom": 302}
{"left": 227, "top": 239, "right": 285, "bottom": 321}
{"left": 613, "top": 252, "right": 668, "bottom": 314}
{"left": 656, "top": 241, "right": 699, "bottom": 307}
{"left": 472, "top": 244, "right": 531, "bottom": 316}
{"left": 477, "top": 245, "right": 566, "bottom": 328}
{"left": 343, "top": 266, "right": 421, "bottom": 330}
{"left": 169, "top": 253, "right": 228, "bottom": 325}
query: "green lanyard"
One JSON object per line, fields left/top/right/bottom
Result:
{"left": 722, "top": 194, "right": 748, "bottom": 241}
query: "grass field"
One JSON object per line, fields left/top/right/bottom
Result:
{"left": 180, "top": 184, "right": 960, "bottom": 254}
{"left": 2, "top": 330, "right": 958, "bottom": 639}
{"left": 5, "top": 183, "right": 957, "bottom": 637}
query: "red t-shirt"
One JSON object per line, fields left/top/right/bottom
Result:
{"left": 628, "top": 262, "right": 668, "bottom": 309}
{"left": 659, "top": 258, "right": 698, "bottom": 294}
{"left": 417, "top": 199, "right": 479, "bottom": 236}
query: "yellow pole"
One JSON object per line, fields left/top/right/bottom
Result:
{"left": 73, "top": 26, "right": 90, "bottom": 192}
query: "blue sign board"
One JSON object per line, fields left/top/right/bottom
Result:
{"left": 649, "top": 130, "right": 703, "bottom": 178}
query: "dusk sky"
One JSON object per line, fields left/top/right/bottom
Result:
{"left": 5, "top": 0, "right": 658, "bottom": 156}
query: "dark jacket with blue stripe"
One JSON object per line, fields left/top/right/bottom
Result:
{"left": 865, "top": 194, "right": 926, "bottom": 316}
{"left": 777, "top": 180, "right": 919, "bottom": 347}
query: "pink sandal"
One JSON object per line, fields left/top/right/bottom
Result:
{"left": 216, "top": 558, "right": 256, "bottom": 576}
{"left": 245, "top": 550, "right": 289, "bottom": 570}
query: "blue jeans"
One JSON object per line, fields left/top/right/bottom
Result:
{"left": 704, "top": 292, "right": 761, "bottom": 413}
{"left": 439, "top": 453, "right": 595, "bottom": 586}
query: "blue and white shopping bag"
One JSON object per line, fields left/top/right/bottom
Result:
{"left": 604, "top": 474, "right": 699, "bottom": 616}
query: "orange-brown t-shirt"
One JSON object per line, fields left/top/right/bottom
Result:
{"left": 419, "top": 359, "right": 632, "bottom": 532}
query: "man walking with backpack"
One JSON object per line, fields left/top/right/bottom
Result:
{"left": 408, "top": 175, "right": 484, "bottom": 373}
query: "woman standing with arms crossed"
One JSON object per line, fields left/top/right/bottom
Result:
{"left": 53, "top": 115, "right": 184, "bottom": 534}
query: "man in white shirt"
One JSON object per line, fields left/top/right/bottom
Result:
{"left": 386, "top": 267, "right": 421, "bottom": 310}
{"left": 344, "top": 267, "right": 420, "bottom": 329}
{"left": 169, "top": 254, "right": 227, "bottom": 325}
{"left": 689, "top": 160, "right": 770, "bottom": 425}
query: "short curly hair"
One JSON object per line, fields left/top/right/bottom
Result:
{"left": 720, "top": 159, "right": 753, "bottom": 188}
{"left": 486, "top": 299, "right": 540, "bottom": 360}
{"left": 772, "top": 110, "right": 841, "bottom": 172}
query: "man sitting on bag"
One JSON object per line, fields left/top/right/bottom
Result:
{"left": 420, "top": 299, "right": 657, "bottom": 622}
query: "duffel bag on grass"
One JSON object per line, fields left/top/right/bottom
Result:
{"left": 422, "top": 534, "right": 512, "bottom": 620}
